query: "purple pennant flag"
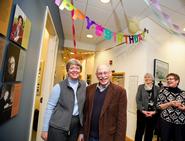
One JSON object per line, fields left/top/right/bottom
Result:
{"left": 162, "top": 12, "right": 172, "bottom": 24}
{"left": 172, "top": 24, "right": 180, "bottom": 31}
{"left": 150, "top": 0, "right": 160, "bottom": 4}
{"left": 55, "top": 0, "right": 61, "bottom": 6}
{"left": 152, "top": 2, "right": 161, "bottom": 11}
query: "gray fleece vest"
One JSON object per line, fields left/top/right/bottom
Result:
{"left": 49, "top": 79, "right": 86, "bottom": 131}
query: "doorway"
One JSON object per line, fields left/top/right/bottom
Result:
{"left": 29, "top": 7, "right": 59, "bottom": 141}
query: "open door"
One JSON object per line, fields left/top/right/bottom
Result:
{"left": 29, "top": 7, "right": 59, "bottom": 141}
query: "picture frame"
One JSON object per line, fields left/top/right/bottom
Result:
{"left": 154, "top": 59, "right": 169, "bottom": 85}
{"left": 2, "top": 41, "right": 26, "bottom": 82}
{"left": 112, "top": 72, "right": 125, "bottom": 88}
{"left": 0, "top": 0, "right": 13, "bottom": 36}
{"left": 0, "top": 83, "right": 22, "bottom": 124}
{"left": 3, "top": 42, "right": 19, "bottom": 82}
{"left": 0, "top": 83, "right": 13, "bottom": 124}
{"left": 10, "top": 4, "right": 31, "bottom": 49}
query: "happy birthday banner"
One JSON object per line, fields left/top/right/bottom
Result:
{"left": 55, "top": 0, "right": 148, "bottom": 45}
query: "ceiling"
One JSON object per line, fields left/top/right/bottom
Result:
{"left": 59, "top": 0, "right": 185, "bottom": 45}
{"left": 61, "top": 47, "right": 95, "bottom": 62}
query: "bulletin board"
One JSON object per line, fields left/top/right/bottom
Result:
{"left": 112, "top": 72, "right": 125, "bottom": 88}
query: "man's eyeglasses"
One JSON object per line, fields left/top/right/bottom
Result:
{"left": 97, "top": 71, "right": 109, "bottom": 76}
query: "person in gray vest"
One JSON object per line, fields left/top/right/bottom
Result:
{"left": 41, "top": 58, "right": 86, "bottom": 141}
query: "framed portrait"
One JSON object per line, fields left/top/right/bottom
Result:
{"left": 3, "top": 42, "right": 26, "bottom": 82}
{"left": 0, "top": 36, "right": 6, "bottom": 69}
{"left": 0, "top": 0, "right": 13, "bottom": 36}
{"left": 154, "top": 59, "right": 169, "bottom": 85}
{"left": 3, "top": 42, "right": 20, "bottom": 82}
{"left": 10, "top": 4, "right": 31, "bottom": 49}
{"left": 0, "top": 84, "right": 13, "bottom": 124}
{"left": 0, "top": 83, "right": 22, "bottom": 124}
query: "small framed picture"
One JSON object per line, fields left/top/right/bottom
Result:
{"left": 154, "top": 59, "right": 169, "bottom": 85}
{"left": 10, "top": 4, "right": 31, "bottom": 49}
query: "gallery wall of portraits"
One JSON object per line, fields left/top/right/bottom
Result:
{"left": 0, "top": 0, "right": 31, "bottom": 125}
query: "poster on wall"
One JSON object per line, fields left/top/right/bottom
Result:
{"left": 0, "top": 36, "right": 6, "bottom": 69}
{"left": 0, "top": 0, "right": 13, "bottom": 36}
{"left": 3, "top": 42, "right": 20, "bottom": 82}
{"left": 0, "top": 84, "right": 13, "bottom": 124}
{"left": 10, "top": 4, "right": 31, "bottom": 49}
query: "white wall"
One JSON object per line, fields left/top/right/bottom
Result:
{"left": 94, "top": 17, "right": 185, "bottom": 139}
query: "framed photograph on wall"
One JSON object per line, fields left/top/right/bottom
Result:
{"left": 0, "top": 83, "right": 22, "bottom": 124}
{"left": 0, "top": 0, "right": 13, "bottom": 36}
{"left": 10, "top": 4, "right": 31, "bottom": 49}
{"left": 0, "top": 84, "right": 13, "bottom": 124}
{"left": 112, "top": 72, "right": 125, "bottom": 88}
{"left": 154, "top": 59, "right": 169, "bottom": 85}
{"left": 3, "top": 42, "right": 20, "bottom": 82}
{"left": 3, "top": 42, "right": 26, "bottom": 82}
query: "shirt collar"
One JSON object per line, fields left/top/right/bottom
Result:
{"left": 96, "top": 82, "right": 110, "bottom": 92}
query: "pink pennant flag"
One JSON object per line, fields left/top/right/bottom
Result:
{"left": 55, "top": 0, "right": 61, "bottom": 6}
{"left": 172, "top": 24, "right": 180, "bottom": 31}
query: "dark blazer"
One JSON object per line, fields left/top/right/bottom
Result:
{"left": 136, "top": 84, "right": 160, "bottom": 112}
{"left": 82, "top": 82, "right": 127, "bottom": 141}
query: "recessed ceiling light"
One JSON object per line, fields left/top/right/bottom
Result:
{"left": 183, "top": 28, "right": 185, "bottom": 32}
{"left": 100, "top": 0, "right": 110, "bottom": 3}
{"left": 86, "top": 34, "right": 93, "bottom": 38}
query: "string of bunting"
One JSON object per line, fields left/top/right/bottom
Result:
{"left": 144, "top": 0, "right": 185, "bottom": 37}
{"left": 70, "top": 0, "right": 77, "bottom": 55}
{"left": 55, "top": 0, "right": 149, "bottom": 45}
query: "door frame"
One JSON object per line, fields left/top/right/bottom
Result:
{"left": 28, "top": 6, "right": 59, "bottom": 141}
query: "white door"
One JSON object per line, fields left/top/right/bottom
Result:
{"left": 29, "top": 7, "right": 59, "bottom": 141}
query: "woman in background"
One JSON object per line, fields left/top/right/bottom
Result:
{"left": 135, "top": 73, "right": 160, "bottom": 141}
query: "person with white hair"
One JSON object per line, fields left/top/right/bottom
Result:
{"left": 78, "top": 64, "right": 127, "bottom": 141}
{"left": 135, "top": 73, "right": 160, "bottom": 141}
